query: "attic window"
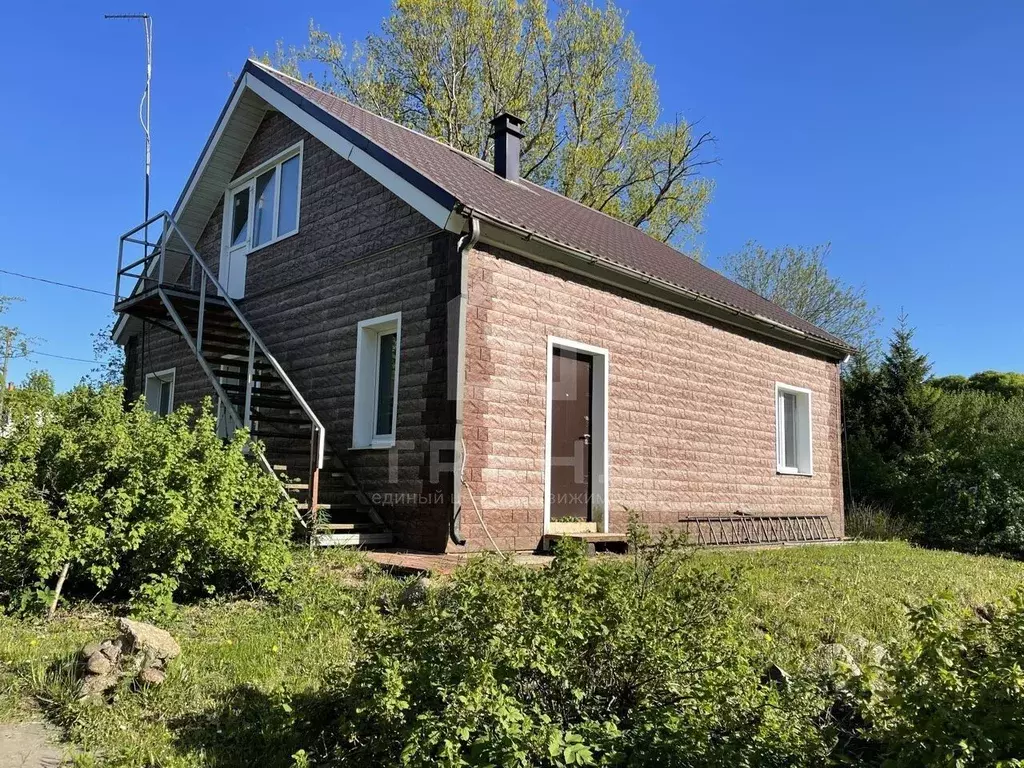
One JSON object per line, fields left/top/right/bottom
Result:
{"left": 227, "top": 143, "right": 302, "bottom": 255}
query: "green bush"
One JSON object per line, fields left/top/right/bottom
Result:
{"left": 0, "top": 385, "right": 294, "bottom": 614}
{"left": 330, "top": 528, "right": 831, "bottom": 767}
{"left": 905, "top": 449, "right": 1024, "bottom": 557}
{"left": 872, "top": 593, "right": 1024, "bottom": 765}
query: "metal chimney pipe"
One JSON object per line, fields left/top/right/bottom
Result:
{"left": 489, "top": 112, "right": 525, "bottom": 182}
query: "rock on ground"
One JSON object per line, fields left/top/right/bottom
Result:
{"left": 117, "top": 618, "right": 181, "bottom": 663}
{"left": 813, "top": 642, "right": 863, "bottom": 678}
{"left": 78, "top": 619, "right": 181, "bottom": 701}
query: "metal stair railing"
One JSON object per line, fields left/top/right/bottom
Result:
{"left": 116, "top": 211, "right": 326, "bottom": 528}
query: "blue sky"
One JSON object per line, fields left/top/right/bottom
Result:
{"left": 1, "top": 1, "right": 1021, "bottom": 389}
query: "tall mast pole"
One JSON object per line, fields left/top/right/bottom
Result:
{"left": 105, "top": 13, "right": 153, "bottom": 248}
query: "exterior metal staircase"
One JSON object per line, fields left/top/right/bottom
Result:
{"left": 115, "top": 212, "right": 391, "bottom": 546}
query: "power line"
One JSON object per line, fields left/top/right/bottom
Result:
{"left": 27, "top": 351, "right": 100, "bottom": 365}
{"left": 0, "top": 269, "right": 114, "bottom": 298}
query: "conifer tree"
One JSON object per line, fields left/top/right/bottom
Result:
{"left": 876, "top": 313, "right": 934, "bottom": 460}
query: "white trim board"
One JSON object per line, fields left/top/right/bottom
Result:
{"left": 543, "top": 336, "right": 610, "bottom": 535}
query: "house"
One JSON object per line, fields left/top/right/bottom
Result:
{"left": 113, "top": 59, "right": 853, "bottom": 552}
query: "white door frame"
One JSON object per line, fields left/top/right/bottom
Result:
{"left": 543, "top": 336, "right": 610, "bottom": 534}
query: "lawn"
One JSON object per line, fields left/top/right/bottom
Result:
{"left": 1, "top": 541, "right": 1023, "bottom": 767}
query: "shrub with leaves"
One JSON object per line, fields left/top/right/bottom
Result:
{"left": 0, "top": 385, "right": 294, "bottom": 614}
{"left": 330, "top": 523, "right": 830, "bottom": 767}
{"left": 902, "top": 448, "right": 1024, "bottom": 558}
{"left": 872, "top": 593, "right": 1024, "bottom": 765}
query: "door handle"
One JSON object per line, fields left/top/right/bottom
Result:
{"left": 579, "top": 433, "right": 591, "bottom": 445}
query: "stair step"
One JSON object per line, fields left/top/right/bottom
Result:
{"left": 176, "top": 306, "right": 239, "bottom": 321}
{"left": 180, "top": 316, "right": 244, "bottom": 333}
{"left": 196, "top": 328, "right": 247, "bottom": 343}
{"left": 315, "top": 531, "right": 393, "bottom": 547}
{"left": 202, "top": 346, "right": 253, "bottom": 358}
{"left": 249, "top": 399, "right": 301, "bottom": 410}
{"left": 272, "top": 465, "right": 290, "bottom": 472}
{"left": 252, "top": 435, "right": 312, "bottom": 446}
{"left": 250, "top": 414, "right": 311, "bottom": 425}
{"left": 283, "top": 483, "right": 309, "bottom": 491}
{"left": 205, "top": 353, "right": 264, "bottom": 366}
{"left": 319, "top": 523, "right": 380, "bottom": 531}
{"left": 273, "top": 445, "right": 331, "bottom": 456}
{"left": 220, "top": 383, "right": 291, "bottom": 398}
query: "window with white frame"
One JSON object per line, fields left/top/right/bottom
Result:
{"left": 144, "top": 369, "right": 175, "bottom": 416}
{"left": 226, "top": 143, "right": 302, "bottom": 255}
{"left": 776, "top": 383, "right": 812, "bottom": 475}
{"left": 352, "top": 313, "right": 401, "bottom": 448}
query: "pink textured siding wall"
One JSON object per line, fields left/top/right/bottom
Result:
{"left": 459, "top": 246, "right": 844, "bottom": 552}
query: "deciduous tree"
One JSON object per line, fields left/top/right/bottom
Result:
{"left": 720, "top": 242, "right": 879, "bottom": 354}
{"left": 269, "top": 0, "right": 714, "bottom": 248}
{"left": 931, "top": 370, "right": 1024, "bottom": 399}
{"left": 86, "top": 315, "right": 125, "bottom": 387}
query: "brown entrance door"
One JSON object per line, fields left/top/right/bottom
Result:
{"left": 550, "top": 348, "right": 593, "bottom": 520}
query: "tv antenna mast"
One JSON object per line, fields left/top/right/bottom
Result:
{"left": 104, "top": 13, "right": 153, "bottom": 239}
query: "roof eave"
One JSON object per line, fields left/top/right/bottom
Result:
{"left": 465, "top": 209, "right": 853, "bottom": 362}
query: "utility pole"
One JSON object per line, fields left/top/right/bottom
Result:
{"left": 104, "top": 13, "right": 153, "bottom": 247}
{"left": 0, "top": 297, "right": 32, "bottom": 410}
{"left": 0, "top": 327, "right": 34, "bottom": 411}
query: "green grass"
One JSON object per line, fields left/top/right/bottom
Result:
{"left": 1, "top": 542, "right": 1023, "bottom": 766}
{"left": 0, "top": 549, "right": 401, "bottom": 767}
{"left": 699, "top": 541, "right": 1024, "bottom": 666}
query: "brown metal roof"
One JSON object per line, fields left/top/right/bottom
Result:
{"left": 252, "top": 61, "right": 850, "bottom": 353}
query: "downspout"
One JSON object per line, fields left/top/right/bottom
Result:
{"left": 450, "top": 213, "right": 480, "bottom": 545}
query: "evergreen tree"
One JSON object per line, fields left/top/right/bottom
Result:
{"left": 876, "top": 313, "right": 935, "bottom": 461}
{"left": 842, "top": 351, "right": 880, "bottom": 440}
{"left": 842, "top": 351, "right": 888, "bottom": 505}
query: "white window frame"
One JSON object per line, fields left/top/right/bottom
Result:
{"left": 352, "top": 312, "right": 402, "bottom": 449}
{"left": 223, "top": 140, "right": 304, "bottom": 259}
{"left": 144, "top": 368, "right": 176, "bottom": 416}
{"left": 775, "top": 382, "right": 813, "bottom": 476}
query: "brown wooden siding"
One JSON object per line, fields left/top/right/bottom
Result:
{"left": 125, "top": 111, "right": 458, "bottom": 550}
